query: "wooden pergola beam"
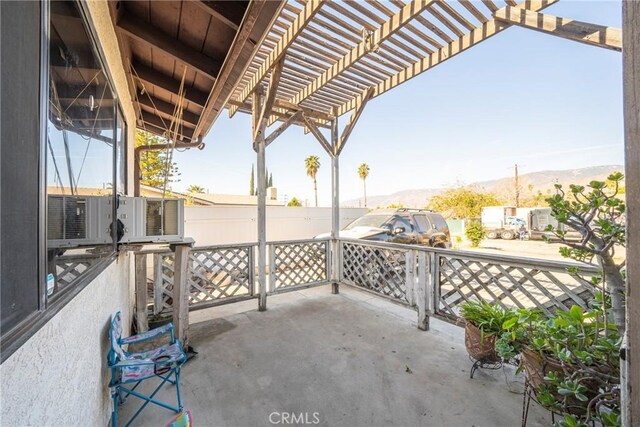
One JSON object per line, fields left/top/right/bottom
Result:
{"left": 255, "top": 59, "right": 284, "bottom": 139}
{"left": 229, "top": 0, "right": 324, "bottom": 116}
{"left": 265, "top": 110, "right": 302, "bottom": 146}
{"left": 287, "top": 0, "right": 436, "bottom": 108}
{"left": 192, "top": 1, "right": 247, "bottom": 31}
{"left": 494, "top": 7, "right": 622, "bottom": 51}
{"left": 131, "top": 60, "right": 210, "bottom": 107}
{"left": 117, "top": 13, "right": 222, "bottom": 80}
{"left": 302, "top": 114, "right": 333, "bottom": 155}
{"left": 335, "top": 0, "right": 558, "bottom": 118}
{"left": 337, "top": 87, "right": 374, "bottom": 156}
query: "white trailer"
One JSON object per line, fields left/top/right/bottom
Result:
{"left": 481, "top": 206, "right": 522, "bottom": 240}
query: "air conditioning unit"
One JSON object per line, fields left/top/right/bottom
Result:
{"left": 47, "top": 195, "right": 113, "bottom": 248}
{"left": 117, "top": 197, "right": 184, "bottom": 244}
{"left": 47, "top": 195, "right": 185, "bottom": 248}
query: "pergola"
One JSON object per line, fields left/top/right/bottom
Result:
{"left": 220, "top": 0, "right": 636, "bottom": 423}
{"left": 112, "top": 0, "right": 637, "bottom": 424}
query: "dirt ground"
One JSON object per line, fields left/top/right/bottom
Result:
{"left": 454, "top": 236, "right": 625, "bottom": 264}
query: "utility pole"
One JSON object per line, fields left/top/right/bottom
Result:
{"left": 514, "top": 164, "right": 520, "bottom": 208}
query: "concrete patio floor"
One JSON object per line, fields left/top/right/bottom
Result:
{"left": 119, "top": 285, "right": 550, "bottom": 426}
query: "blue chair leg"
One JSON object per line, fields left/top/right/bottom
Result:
{"left": 112, "top": 388, "right": 119, "bottom": 427}
{"left": 175, "top": 368, "right": 183, "bottom": 410}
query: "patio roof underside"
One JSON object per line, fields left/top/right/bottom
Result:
{"left": 109, "top": 0, "right": 284, "bottom": 143}
{"left": 227, "top": 0, "right": 620, "bottom": 134}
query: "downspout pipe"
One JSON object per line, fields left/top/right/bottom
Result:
{"left": 134, "top": 141, "right": 205, "bottom": 196}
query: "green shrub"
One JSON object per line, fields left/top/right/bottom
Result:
{"left": 465, "top": 222, "right": 486, "bottom": 247}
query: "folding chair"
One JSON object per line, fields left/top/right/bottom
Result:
{"left": 108, "top": 311, "right": 187, "bottom": 427}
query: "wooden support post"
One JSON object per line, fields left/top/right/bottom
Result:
{"left": 417, "top": 251, "right": 429, "bottom": 331}
{"left": 330, "top": 119, "right": 340, "bottom": 294}
{"left": 623, "top": 1, "right": 640, "bottom": 424}
{"left": 153, "top": 254, "right": 163, "bottom": 315}
{"left": 253, "top": 89, "right": 268, "bottom": 311}
{"left": 405, "top": 250, "right": 416, "bottom": 307}
{"left": 134, "top": 253, "right": 148, "bottom": 333}
{"left": 171, "top": 243, "right": 192, "bottom": 348}
{"left": 268, "top": 245, "right": 277, "bottom": 293}
{"left": 427, "top": 251, "right": 439, "bottom": 316}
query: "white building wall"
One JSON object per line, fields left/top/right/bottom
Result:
{"left": 0, "top": 255, "right": 131, "bottom": 426}
{"left": 185, "top": 206, "right": 368, "bottom": 245}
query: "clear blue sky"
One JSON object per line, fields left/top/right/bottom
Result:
{"left": 173, "top": 1, "right": 624, "bottom": 207}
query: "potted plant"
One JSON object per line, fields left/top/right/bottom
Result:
{"left": 496, "top": 298, "right": 621, "bottom": 425}
{"left": 460, "top": 300, "right": 515, "bottom": 363}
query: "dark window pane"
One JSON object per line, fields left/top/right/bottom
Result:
{"left": 1, "top": 0, "right": 42, "bottom": 334}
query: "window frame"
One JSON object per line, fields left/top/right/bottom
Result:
{"left": 1, "top": 0, "right": 128, "bottom": 363}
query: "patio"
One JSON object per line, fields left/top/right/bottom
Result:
{"left": 119, "top": 285, "right": 550, "bottom": 426}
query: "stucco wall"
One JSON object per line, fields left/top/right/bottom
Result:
{"left": 0, "top": 254, "right": 131, "bottom": 426}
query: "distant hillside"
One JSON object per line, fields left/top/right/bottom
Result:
{"left": 342, "top": 165, "right": 624, "bottom": 209}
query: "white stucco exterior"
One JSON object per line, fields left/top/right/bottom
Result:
{"left": 0, "top": 255, "right": 131, "bottom": 426}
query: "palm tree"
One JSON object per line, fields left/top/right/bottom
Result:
{"left": 358, "top": 163, "right": 370, "bottom": 207}
{"left": 305, "top": 155, "right": 321, "bottom": 207}
{"left": 187, "top": 184, "right": 205, "bottom": 193}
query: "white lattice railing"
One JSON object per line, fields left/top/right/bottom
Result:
{"left": 269, "top": 238, "right": 330, "bottom": 293}
{"left": 135, "top": 238, "right": 601, "bottom": 332}
{"left": 337, "top": 238, "right": 601, "bottom": 329}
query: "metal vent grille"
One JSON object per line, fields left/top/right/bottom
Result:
{"left": 47, "top": 196, "right": 87, "bottom": 240}
{"left": 146, "top": 200, "right": 179, "bottom": 236}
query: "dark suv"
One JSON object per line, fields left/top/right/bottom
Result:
{"left": 325, "top": 208, "right": 451, "bottom": 248}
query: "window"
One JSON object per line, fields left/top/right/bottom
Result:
{"left": 429, "top": 215, "right": 449, "bottom": 233}
{"left": 389, "top": 216, "right": 413, "bottom": 232}
{"left": 413, "top": 214, "right": 432, "bottom": 232}
{"left": 1, "top": 0, "right": 127, "bottom": 359}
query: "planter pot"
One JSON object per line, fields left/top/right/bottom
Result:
{"left": 464, "top": 321, "right": 499, "bottom": 362}
{"left": 521, "top": 346, "right": 606, "bottom": 416}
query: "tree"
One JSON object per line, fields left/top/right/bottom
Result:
{"left": 465, "top": 221, "right": 486, "bottom": 247}
{"left": 305, "top": 155, "right": 320, "bottom": 207}
{"left": 546, "top": 172, "right": 626, "bottom": 333}
{"left": 287, "top": 197, "right": 302, "bottom": 207}
{"left": 187, "top": 185, "right": 205, "bottom": 193}
{"left": 136, "top": 130, "right": 180, "bottom": 189}
{"left": 358, "top": 163, "right": 370, "bottom": 207}
{"left": 268, "top": 172, "right": 273, "bottom": 188}
{"left": 427, "top": 187, "right": 502, "bottom": 219}
{"left": 249, "top": 164, "right": 255, "bottom": 195}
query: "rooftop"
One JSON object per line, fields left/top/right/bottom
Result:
{"left": 119, "top": 285, "right": 550, "bottom": 426}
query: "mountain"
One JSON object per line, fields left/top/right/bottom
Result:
{"left": 342, "top": 165, "right": 624, "bottom": 208}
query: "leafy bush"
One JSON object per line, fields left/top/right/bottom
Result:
{"left": 465, "top": 221, "right": 486, "bottom": 247}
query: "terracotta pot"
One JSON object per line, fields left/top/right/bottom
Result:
{"left": 521, "top": 346, "right": 603, "bottom": 416}
{"left": 464, "top": 321, "right": 499, "bottom": 362}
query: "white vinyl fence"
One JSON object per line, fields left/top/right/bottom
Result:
{"left": 184, "top": 206, "right": 368, "bottom": 246}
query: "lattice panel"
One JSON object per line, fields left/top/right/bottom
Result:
{"left": 153, "top": 246, "right": 253, "bottom": 314}
{"left": 272, "top": 241, "right": 328, "bottom": 290}
{"left": 436, "top": 255, "right": 599, "bottom": 320}
{"left": 341, "top": 242, "right": 408, "bottom": 302}
{"left": 55, "top": 257, "right": 100, "bottom": 290}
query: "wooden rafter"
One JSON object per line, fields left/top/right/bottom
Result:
{"left": 334, "top": 0, "right": 560, "bottom": 118}
{"left": 138, "top": 95, "right": 200, "bottom": 127}
{"left": 230, "top": 0, "right": 324, "bottom": 116}
{"left": 494, "top": 7, "right": 622, "bottom": 51}
{"left": 286, "top": 0, "right": 436, "bottom": 107}
{"left": 192, "top": 1, "right": 247, "bottom": 31}
{"left": 131, "top": 60, "right": 210, "bottom": 107}
{"left": 117, "top": 13, "right": 222, "bottom": 80}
